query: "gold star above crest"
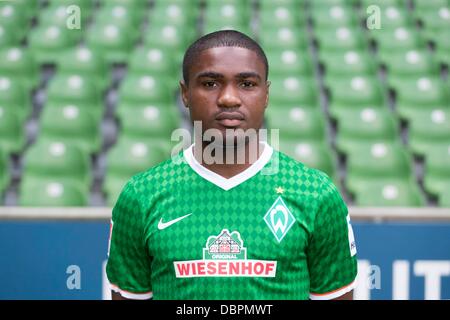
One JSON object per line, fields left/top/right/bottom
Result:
{"left": 275, "top": 187, "right": 285, "bottom": 194}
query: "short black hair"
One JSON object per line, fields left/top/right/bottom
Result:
{"left": 182, "top": 30, "right": 269, "bottom": 85}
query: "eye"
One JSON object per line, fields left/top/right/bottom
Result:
{"left": 240, "top": 81, "right": 256, "bottom": 88}
{"left": 203, "top": 81, "right": 218, "bottom": 88}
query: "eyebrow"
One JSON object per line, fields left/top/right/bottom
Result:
{"left": 196, "top": 71, "right": 262, "bottom": 81}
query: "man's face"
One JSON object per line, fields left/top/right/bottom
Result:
{"left": 181, "top": 46, "right": 269, "bottom": 145}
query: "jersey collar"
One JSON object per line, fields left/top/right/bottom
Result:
{"left": 183, "top": 142, "right": 274, "bottom": 191}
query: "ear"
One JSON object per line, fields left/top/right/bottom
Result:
{"left": 264, "top": 80, "right": 271, "bottom": 109}
{"left": 180, "top": 80, "right": 189, "bottom": 108}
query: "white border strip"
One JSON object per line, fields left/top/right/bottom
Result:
{"left": 110, "top": 283, "right": 153, "bottom": 300}
{"left": 0, "top": 207, "right": 449, "bottom": 221}
{"left": 309, "top": 280, "right": 356, "bottom": 300}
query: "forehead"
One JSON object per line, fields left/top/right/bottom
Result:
{"left": 190, "top": 46, "right": 266, "bottom": 78}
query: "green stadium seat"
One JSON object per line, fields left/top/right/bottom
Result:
{"left": 415, "top": 7, "right": 450, "bottom": 32}
{"left": 204, "top": 2, "right": 250, "bottom": 26}
{"left": 22, "top": 140, "right": 91, "bottom": 192}
{"left": 0, "top": 147, "right": 9, "bottom": 197}
{"left": 19, "top": 180, "right": 89, "bottom": 207}
{"left": 29, "top": 25, "right": 78, "bottom": 65}
{"left": 47, "top": 0, "right": 94, "bottom": 15}
{"left": 39, "top": 105, "right": 102, "bottom": 155}
{"left": 37, "top": 5, "right": 85, "bottom": 42}
{"left": 266, "top": 49, "right": 313, "bottom": 77}
{"left": 379, "top": 49, "right": 440, "bottom": 78}
{"left": 0, "top": 2, "right": 29, "bottom": 45}
{"left": 259, "top": 27, "right": 309, "bottom": 51}
{"left": 259, "top": 0, "right": 306, "bottom": 8}
{"left": 353, "top": 180, "right": 425, "bottom": 207}
{"left": 128, "top": 47, "right": 178, "bottom": 83}
{"left": 0, "top": 76, "right": 31, "bottom": 118}
{"left": 426, "top": 29, "right": 450, "bottom": 66}
{"left": 0, "top": 106, "right": 25, "bottom": 155}
{"left": 334, "top": 107, "right": 400, "bottom": 156}
{"left": 319, "top": 50, "right": 376, "bottom": 77}
{"left": 46, "top": 73, "right": 103, "bottom": 106}
{"left": 369, "top": 27, "right": 425, "bottom": 54}
{"left": 0, "top": 47, "right": 39, "bottom": 91}
{"left": 367, "top": 6, "right": 413, "bottom": 30}
{"left": 315, "top": 27, "right": 366, "bottom": 52}
{"left": 326, "top": 75, "right": 385, "bottom": 110}
{"left": 437, "top": 182, "right": 450, "bottom": 207}
{"left": 360, "top": 0, "right": 406, "bottom": 8}
{"left": 276, "top": 140, "right": 337, "bottom": 180}
{"left": 407, "top": 109, "right": 450, "bottom": 156}
{"left": 103, "top": 139, "right": 168, "bottom": 206}
{"left": 259, "top": 5, "right": 306, "bottom": 28}
{"left": 311, "top": 4, "right": 357, "bottom": 29}
{"left": 143, "top": 25, "right": 195, "bottom": 60}
{"left": 85, "top": 22, "right": 136, "bottom": 65}
{"left": 413, "top": 0, "right": 449, "bottom": 11}
{"left": 44, "top": 100, "right": 104, "bottom": 126}
{"left": 56, "top": 47, "right": 111, "bottom": 92}
{"left": 423, "top": 144, "right": 450, "bottom": 197}
{"left": 6, "top": 0, "right": 38, "bottom": 21}
{"left": 95, "top": 4, "right": 144, "bottom": 30}
{"left": 265, "top": 107, "right": 326, "bottom": 141}
{"left": 117, "top": 105, "right": 181, "bottom": 141}
{"left": 118, "top": 74, "right": 174, "bottom": 105}
{"left": 390, "top": 76, "right": 450, "bottom": 120}
{"left": 151, "top": 1, "right": 198, "bottom": 27}
{"left": 345, "top": 142, "right": 414, "bottom": 195}
{"left": 269, "top": 76, "right": 319, "bottom": 107}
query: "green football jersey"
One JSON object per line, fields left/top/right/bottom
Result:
{"left": 106, "top": 142, "right": 358, "bottom": 300}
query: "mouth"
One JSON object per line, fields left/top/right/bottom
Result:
{"left": 215, "top": 112, "right": 245, "bottom": 128}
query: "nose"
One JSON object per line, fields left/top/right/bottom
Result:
{"left": 217, "top": 84, "right": 241, "bottom": 108}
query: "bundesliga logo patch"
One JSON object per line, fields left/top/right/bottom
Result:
{"left": 174, "top": 229, "right": 277, "bottom": 278}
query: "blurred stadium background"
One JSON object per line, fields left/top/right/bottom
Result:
{"left": 0, "top": 0, "right": 449, "bottom": 299}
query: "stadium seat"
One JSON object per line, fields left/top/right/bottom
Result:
{"left": 118, "top": 74, "right": 174, "bottom": 105}
{"left": 46, "top": 73, "right": 103, "bottom": 107}
{"left": 314, "top": 27, "right": 366, "bottom": 52}
{"left": 204, "top": 2, "right": 250, "bottom": 26}
{"left": 0, "top": 2, "right": 29, "bottom": 45}
{"left": 319, "top": 50, "right": 376, "bottom": 77}
{"left": 276, "top": 140, "right": 336, "bottom": 179}
{"left": 415, "top": 6, "right": 450, "bottom": 32}
{"left": 326, "top": 75, "right": 385, "bottom": 110}
{"left": 56, "top": 47, "right": 111, "bottom": 92}
{"left": 85, "top": 21, "right": 136, "bottom": 65}
{"left": 265, "top": 107, "right": 326, "bottom": 141}
{"left": 311, "top": 4, "right": 357, "bottom": 29}
{"left": 103, "top": 139, "right": 168, "bottom": 206}
{"left": 259, "top": 27, "right": 309, "bottom": 51}
{"left": 333, "top": 107, "right": 400, "bottom": 156}
{"left": 0, "top": 147, "right": 9, "bottom": 197}
{"left": 426, "top": 28, "right": 450, "bottom": 66}
{"left": 437, "top": 182, "right": 450, "bottom": 207}
{"left": 127, "top": 47, "right": 178, "bottom": 85}
{"left": 0, "top": 47, "right": 39, "bottom": 92}
{"left": 366, "top": 5, "right": 413, "bottom": 30}
{"left": 95, "top": 4, "right": 144, "bottom": 29}
{"left": 423, "top": 144, "right": 450, "bottom": 198}
{"left": 19, "top": 180, "right": 89, "bottom": 207}
{"left": 379, "top": 49, "right": 440, "bottom": 79}
{"left": 345, "top": 142, "right": 414, "bottom": 195}
{"left": 269, "top": 76, "right": 319, "bottom": 107}
{"left": 0, "top": 106, "right": 26, "bottom": 155}
{"left": 151, "top": 1, "right": 198, "bottom": 27}
{"left": 412, "top": 0, "right": 449, "bottom": 11}
{"left": 266, "top": 49, "right": 313, "bottom": 77}
{"left": 369, "top": 27, "right": 425, "bottom": 54}
{"left": 259, "top": 5, "right": 306, "bottom": 28}
{"left": 352, "top": 180, "right": 425, "bottom": 207}
{"left": 0, "top": 76, "right": 31, "bottom": 119}
{"left": 28, "top": 25, "right": 78, "bottom": 65}
{"left": 39, "top": 105, "right": 102, "bottom": 155}
{"left": 390, "top": 76, "right": 450, "bottom": 120}
{"left": 117, "top": 105, "right": 181, "bottom": 141}
{"left": 22, "top": 140, "right": 91, "bottom": 192}
{"left": 37, "top": 5, "right": 85, "bottom": 42}
{"left": 407, "top": 109, "right": 450, "bottom": 156}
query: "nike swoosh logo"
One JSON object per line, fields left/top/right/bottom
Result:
{"left": 157, "top": 213, "right": 192, "bottom": 230}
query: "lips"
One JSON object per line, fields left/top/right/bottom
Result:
{"left": 215, "top": 112, "right": 245, "bottom": 128}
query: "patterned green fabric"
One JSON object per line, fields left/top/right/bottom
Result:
{"left": 106, "top": 145, "right": 357, "bottom": 300}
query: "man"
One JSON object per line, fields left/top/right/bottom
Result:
{"left": 106, "top": 30, "right": 358, "bottom": 300}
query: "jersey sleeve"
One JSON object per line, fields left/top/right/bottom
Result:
{"left": 307, "top": 174, "right": 358, "bottom": 300}
{"left": 106, "top": 179, "right": 153, "bottom": 299}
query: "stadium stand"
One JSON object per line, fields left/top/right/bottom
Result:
{"left": 0, "top": 0, "right": 448, "bottom": 207}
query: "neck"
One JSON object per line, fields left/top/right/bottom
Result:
{"left": 193, "top": 137, "right": 265, "bottom": 179}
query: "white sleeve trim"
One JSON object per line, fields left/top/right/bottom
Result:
{"left": 110, "top": 283, "right": 153, "bottom": 300}
{"left": 309, "top": 280, "right": 356, "bottom": 300}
